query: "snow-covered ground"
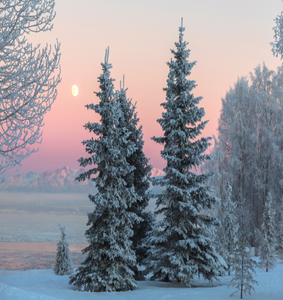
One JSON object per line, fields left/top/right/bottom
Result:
{"left": 1, "top": 213, "right": 282, "bottom": 299}
{"left": 0, "top": 259, "right": 282, "bottom": 300}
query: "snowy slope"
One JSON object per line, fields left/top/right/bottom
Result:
{"left": 0, "top": 259, "right": 283, "bottom": 300}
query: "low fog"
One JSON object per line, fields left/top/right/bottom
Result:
{"left": 0, "top": 190, "right": 160, "bottom": 216}
{"left": 0, "top": 180, "right": 166, "bottom": 219}
{"left": 0, "top": 192, "right": 92, "bottom": 215}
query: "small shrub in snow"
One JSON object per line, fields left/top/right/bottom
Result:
{"left": 54, "top": 224, "right": 73, "bottom": 275}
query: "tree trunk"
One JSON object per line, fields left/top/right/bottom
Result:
{"left": 242, "top": 150, "right": 246, "bottom": 200}
{"left": 257, "top": 193, "right": 261, "bottom": 230}
{"left": 164, "top": 274, "right": 170, "bottom": 282}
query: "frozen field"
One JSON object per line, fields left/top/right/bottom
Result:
{"left": 0, "top": 212, "right": 89, "bottom": 243}
{"left": 0, "top": 212, "right": 88, "bottom": 271}
{"left": 0, "top": 242, "right": 86, "bottom": 271}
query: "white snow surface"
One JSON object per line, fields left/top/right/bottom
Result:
{"left": 0, "top": 258, "right": 283, "bottom": 300}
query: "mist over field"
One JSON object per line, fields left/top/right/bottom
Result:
{"left": 0, "top": 192, "right": 92, "bottom": 215}
{"left": 0, "top": 212, "right": 89, "bottom": 243}
{"left": 0, "top": 190, "right": 159, "bottom": 244}
{"left": 0, "top": 190, "right": 160, "bottom": 216}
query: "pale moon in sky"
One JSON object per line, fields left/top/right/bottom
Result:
{"left": 71, "top": 85, "right": 79, "bottom": 97}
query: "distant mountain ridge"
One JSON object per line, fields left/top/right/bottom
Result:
{"left": 150, "top": 167, "right": 164, "bottom": 177}
{"left": 0, "top": 166, "right": 95, "bottom": 193}
{"left": 0, "top": 166, "right": 164, "bottom": 193}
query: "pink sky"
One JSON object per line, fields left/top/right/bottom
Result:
{"left": 6, "top": 0, "right": 283, "bottom": 175}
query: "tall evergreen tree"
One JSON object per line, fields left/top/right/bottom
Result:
{"left": 259, "top": 192, "right": 277, "bottom": 272}
{"left": 54, "top": 224, "right": 73, "bottom": 276}
{"left": 116, "top": 77, "right": 153, "bottom": 279}
{"left": 219, "top": 182, "right": 238, "bottom": 276}
{"left": 229, "top": 192, "right": 258, "bottom": 299}
{"left": 144, "top": 19, "right": 227, "bottom": 286}
{"left": 69, "top": 48, "right": 141, "bottom": 292}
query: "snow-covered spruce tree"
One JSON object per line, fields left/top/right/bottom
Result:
{"left": 117, "top": 78, "right": 153, "bottom": 280}
{"left": 144, "top": 19, "right": 227, "bottom": 286}
{"left": 69, "top": 48, "right": 141, "bottom": 292}
{"left": 219, "top": 182, "right": 238, "bottom": 276}
{"left": 54, "top": 224, "right": 73, "bottom": 275}
{"left": 229, "top": 192, "right": 258, "bottom": 299}
{"left": 259, "top": 192, "right": 277, "bottom": 272}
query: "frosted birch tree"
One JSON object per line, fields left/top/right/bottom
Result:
{"left": 277, "top": 217, "right": 283, "bottom": 260}
{"left": 229, "top": 192, "right": 258, "bottom": 299}
{"left": 273, "top": 66, "right": 283, "bottom": 259}
{"left": 0, "top": 0, "right": 61, "bottom": 177}
{"left": 54, "top": 224, "right": 73, "bottom": 276}
{"left": 259, "top": 192, "right": 277, "bottom": 272}
{"left": 69, "top": 48, "right": 141, "bottom": 292}
{"left": 219, "top": 182, "right": 238, "bottom": 276}
{"left": 144, "top": 19, "right": 227, "bottom": 286}
{"left": 250, "top": 65, "right": 280, "bottom": 230}
{"left": 218, "top": 77, "right": 255, "bottom": 205}
{"left": 212, "top": 65, "right": 283, "bottom": 247}
{"left": 271, "top": 9, "right": 283, "bottom": 59}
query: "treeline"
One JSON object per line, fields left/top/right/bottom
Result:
{"left": 204, "top": 63, "right": 283, "bottom": 250}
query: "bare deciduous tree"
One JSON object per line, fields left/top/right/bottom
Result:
{"left": 0, "top": 0, "right": 61, "bottom": 177}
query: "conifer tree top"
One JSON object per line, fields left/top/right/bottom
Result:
{"left": 153, "top": 18, "right": 210, "bottom": 173}
{"left": 94, "top": 47, "right": 115, "bottom": 104}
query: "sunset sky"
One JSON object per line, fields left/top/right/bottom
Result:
{"left": 7, "top": 0, "right": 283, "bottom": 175}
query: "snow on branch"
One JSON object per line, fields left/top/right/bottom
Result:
{"left": 0, "top": 0, "right": 61, "bottom": 176}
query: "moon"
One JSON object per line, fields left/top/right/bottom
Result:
{"left": 71, "top": 85, "right": 79, "bottom": 97}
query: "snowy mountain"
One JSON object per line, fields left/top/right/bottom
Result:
{"left": 0, "top": 166, "right": 165, "bottom": 193}
{"left": 0, "top": 166, "right": 96, "bottom": 193}
{"left": 151, "top": 167, "right": 165, "bottom": 177}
